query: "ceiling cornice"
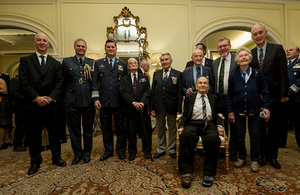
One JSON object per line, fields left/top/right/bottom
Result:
{"left": 194, "top": 0, "right": 300, "bottom": 4}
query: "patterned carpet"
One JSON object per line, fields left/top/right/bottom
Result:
{"left": 0, "top": 132, "right": 300, "bottom": 195}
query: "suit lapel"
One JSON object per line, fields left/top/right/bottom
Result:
{"left": 157, "top": 69, "right": 163, "bottom": 85}
{"left": 188, "top": 67, "right": 195, "bottom": 85}
{"left": 127, "top": 74, "right": 134, "bottom": 94}
{"left": 188, "top": 93, "right": 197, "bottom": 118}
{"left": 263, "top": 43, "right": 272, "bottom": 70}
{"left": 31, "top": 54, "right": 42, "bottom": 74}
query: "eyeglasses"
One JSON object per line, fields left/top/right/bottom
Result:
{"left": 218, "top": 44, "right": 229, "bottom": 49}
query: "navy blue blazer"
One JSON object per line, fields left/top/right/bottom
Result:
{"left": 250, "top": 43, "right": 289, "bottom": 102}
{"left": 62, "top": 56, "right": 94, "bottom": 107}
{"left": 227, "top": 67, "right": 270, "bottom": 114}
{"left": 119, "top": 73, "right": 150, "bottom": 118}
{"left": 92, "top": 57, "right": 128, "bottom": 107}
{"left": 183, "top": 65, "right": 214, "bottom": 94}
{"left": 150, "top": 68, "right": 183, "bottom": 115}
{"left": 288, "top": 58, "right": 300, "bottom": 103}
{"left": 179, "top": 92, "right": 222, "bottom": 127}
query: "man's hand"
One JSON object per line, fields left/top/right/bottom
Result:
{"left": 94, "top": 100, "right": 101, "bottom": 109}
{"left": 263, "top": 108, "right": 271, "bottom": 121}
{"left": 177, "top": 127, "right": 184, "bottom": 135}
{"left": 217, "top": 126, "right": 224, "bottom": 136}
{"left": 45, "top": 96, "right": 53, "bottom": 104}
{"left": 150, "top": 110, "right": 156, "bottom": 117}
{"left": 186, "top": 88, "right": 193, "bottom": 95}
{"left": 34, "top": 96, "right": 50, "bottom": 107}
{"left": 281, "top": 96, "right": 289, "bottom": 103}
{"left": 228, "top": 112, "right": 235, "bottom": 124}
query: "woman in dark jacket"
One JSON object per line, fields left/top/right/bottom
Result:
{"left": 227, "top": 47, "right": 270, "bottom": 172}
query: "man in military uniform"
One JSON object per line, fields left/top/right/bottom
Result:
{"left": 285, "top": 46, "right": 300, "bottom": 149}
{"left": 92, "top": 40, "right": 128, "bottom": 161}
{"left": 62, "top": 38, "right": 95, "bottom": 165}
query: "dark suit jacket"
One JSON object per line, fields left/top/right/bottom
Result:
{"left": 62, "top": 56, "right": 94, "bottom": 107}
{"left": 150, "top": 68, "right": 183, "bottom": 115}
{"left": 137, "top": 68, "right": 144, "bottom": 75}
{"left": 250, "top": 43, "right": 289, "bottom": 102}
{"left": 186, "top": 57, "right": 213, "bottom": 69}
{"left": 92, "top": 57, "right": 127, "bottom": 107}
{"left": 183, "top": 65, "right": 214, "bottom": 94}
{"left": 288, "top": 58, "right": 300, "bottom": 103}
{"left": 212, "top": 53, "right": 238, "bottom": 96}
{"left": 119, "top": 73, "right": 150, "bottom": 118}
{"left": 19, "top": 53, "right": 63, "bottom": 110}
{"left": 179, "top": 92, "right": 222, "bottom": 127}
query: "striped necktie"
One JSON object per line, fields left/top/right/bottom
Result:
{"left": 202, "top": 95, "right": 207, "bottom": 129}
{"left": 218, "top": 58, "right": 225, "bottom": 98}
{"left": 163, "top": 69, "right": 169, "bottom": 85}
{"left": 196, "top": 66, "right": 201, "bottom": 78}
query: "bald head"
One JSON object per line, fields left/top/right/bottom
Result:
{"left": 34, "top": 33, "right": 49, "bottom": 55}
{"left": 140, "top": 60, "right": 150, "bottom": 72}
{"left": 286, "top": 46, "right": 300, "bottom": 61}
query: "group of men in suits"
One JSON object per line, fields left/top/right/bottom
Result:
{"left": 178, "top": 23, "right": 294, "bottom": 188}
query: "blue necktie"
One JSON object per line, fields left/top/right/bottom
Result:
{"left": 40, "top": 55, "right": 45, "bottom": 72}
{"left": 196, "top": 67, "right": 201, "bottom": 78}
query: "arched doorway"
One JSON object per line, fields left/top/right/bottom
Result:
{"left": 193, "top": 20, "right": 283, "bottom": 59}
{"left": 0, "top": 14, "right": 58, "bottom": 77}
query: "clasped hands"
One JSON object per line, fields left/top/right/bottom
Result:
{"left": 133, "top": 102, "right": 144, "bottom": 110}
{"left": 34, "top": 96, "right": 53, "bottom": 107}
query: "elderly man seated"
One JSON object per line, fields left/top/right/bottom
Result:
{"left": 178, "top": 76, "right": 224, "bottom": 188}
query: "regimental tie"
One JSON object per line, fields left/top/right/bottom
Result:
{"left": 79, "top": 58, "right": 83, "bottom": 64}
{"left": 133, "top": 73, "right": 137, "bottom": 94}
{"left": 163, "top": 69, "right": 169, "bottom": 85}
{"left": 288, "top": 60, "right": 291, "bottom": 67}
{"left": 259, "top": 48, "right": 264, "bottom": 70}
{"left": 109, "top": 59, "right": 113, "bottom": 68}
{"left": 40, "top": 55, "right": 45, "bottom": 72}
{"left": 196, "top": 66, "right": 201, "bottom": 78}
{"left": 218, "top": 58, "right": 225, "bottom": 98}
{"left": 201, "top": 95, "right": 207, "bottom": 129}
{"left": 242, "top": 72, "right": 246, "bottom": 82}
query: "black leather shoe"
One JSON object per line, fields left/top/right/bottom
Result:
{"left": 28, "top": 164, "right": 40, "bottom": 175}
{"left": 100, "top": 153, "right": 113, "bottom": 161}
{"left": 258, "top": 157, "right": 267, "bottom": 166}
{"left": 72, "top": 157, "right": 81, "bottom": 165}
{"left": 118, "top": 153, "right": 125, "bottom": 160}
{"left": 268, "top": 158, "right": 281, "bottom": 169}
{"left": 84, "top": 156, "right": 91, "bottom": 163}
{"left": 144, "top": 152, "right": 152, "bottom": 159}
{"left": 153, "top": 152, "right": 165, "bottom": 159}
{"left": 52, "top": 158, "right": 67, "bottom": 166}
{"left": 128, "top": 153, "right": 136, "bottom": 161}
{"left": 170, "top": 153, "right": 176, "bottom": 159}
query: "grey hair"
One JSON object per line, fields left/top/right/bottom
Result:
{"left": 160, "top": 53, "right": 172, "bottom": 60}
{"left": 251, "top": 23, "right": 267, "bottom": 34}
{"left": 234, "top": 47, "right": 253, "bottom": 64}
{"left": 74, "top": 38, "right": 87, "bottom": 47}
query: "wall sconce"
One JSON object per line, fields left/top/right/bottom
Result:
{"left": 151, "top": 52, "right": 162, "bottom": 71}
{"left": 87, "top": 53, "right": 100, "bottom": 60}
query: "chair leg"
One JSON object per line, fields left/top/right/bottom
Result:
{"left": 225, "top": 147, "right": 229, "bottom": 173}
{"left": 176, "top": 134, "right": 179, "bottom": 172}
